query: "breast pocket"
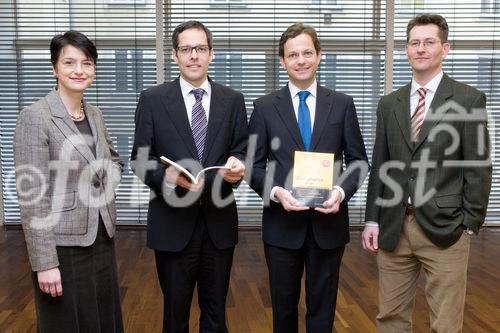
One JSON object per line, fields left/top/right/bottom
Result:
{"left": 325, "top": 122, "right": 342, "bottom": 134}
{"left": 320, "top": 122, "right": 343, "bottom": 150}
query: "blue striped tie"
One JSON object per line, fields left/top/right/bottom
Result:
{"left": 191, "top": 88, "right": 208, "bottom": 161}
{"left": 298, "top": 90, "right": 312, "bottom": 151}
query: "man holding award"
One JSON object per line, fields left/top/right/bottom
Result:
{"left": 248, "top": 23, "right": 368, "bottom": 333}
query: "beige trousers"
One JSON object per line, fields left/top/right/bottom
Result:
{"left": 376, "top": 213, "right": 470, "bottom": 333}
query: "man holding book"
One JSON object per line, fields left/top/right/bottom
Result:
{"left": 248, "top": 23, "right": 368, "bottom": 332}
{"left": 130, "top": 20, "right": 248, "bottom": 333}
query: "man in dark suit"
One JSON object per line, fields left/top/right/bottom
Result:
{"left": 362, "top": 14, "right": 491, "bottom": 332}
{"left": 248, "top": 23, "right": 368, "bottom": 333}
{"left": 130, "top": 21, "right": 247, "bottom": 333}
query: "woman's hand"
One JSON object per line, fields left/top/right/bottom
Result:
{"left": 37, "top": 267, "right": 63, "bottom": 297}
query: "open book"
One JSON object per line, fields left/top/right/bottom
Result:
{"left": 160, "top": 156, "right": 230, "bottom": 184}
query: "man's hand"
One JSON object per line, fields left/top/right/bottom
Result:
{"left": 164, "top": 165, "right": 204, "bottom": 191}
{"left": 37, "top": 267, "right": 63, "bottom": 297}
{"left": 315, "top": 189, "right": 341, "bottom": 214}
{"left": 361, "top": 225, "right": 379, "bottom": 253}
{"left": 219, "top": 156, "right": 245, "bottom": 183}
{"left": 274, "top": 187, "right": 309, "bottom": 212}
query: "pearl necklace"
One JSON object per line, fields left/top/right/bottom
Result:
{"left": 70, "top": 101, "right": 85, "bottom": 121}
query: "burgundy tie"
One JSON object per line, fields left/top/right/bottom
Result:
{"left": 411, "top": 87, "right": 427, "bottom": 142}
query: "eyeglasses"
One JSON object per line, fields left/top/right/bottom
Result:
{"left": 176, "top": 45, "right": 211, "bottom": 56}
{"left": 285, "top": 50, "right": 316, "bottom": 61}
{"left": 407, "top": 39, "right": 442, "bottom": 50}
{"left": 60, "top": 59, "right": 95, "bottom": 71}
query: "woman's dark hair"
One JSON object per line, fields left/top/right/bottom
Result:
{"left": 50, "top": 31, "right": 97, "bottom": 66}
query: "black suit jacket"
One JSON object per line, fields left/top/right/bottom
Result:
{"left": 131, "top": 78, "right": 248, "bottom": 252}
{"left": 365, "top": 74, "right": 491, "bottom": 250}
{"left": 248, "top": 84, "right": 368, "bottom": 250}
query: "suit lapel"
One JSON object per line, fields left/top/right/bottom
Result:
{"left": 203, "top": 81, "right": 227, "bottom": 164}
{"left": 413, "top": 74, "right": 453, "bottom": 150}
{"left": 84, "top": 103, "right": 107, "bottom": 179}
{"left": 310, "top": 86, "right": 333, "bottom": 151}
{"left": 393, "top": 84, "right": 413, "bottom": 150}
{"left": 160, "top": 79, "right": 199, "bottom": 160}
{"left": 274, "top": 86, "right": 304, "bottom": 150}
{"left": 47, "top": 90, "right": 96, "bottom": 164}
{"left": 84, "top": 102, "right": 103, "bottom": 159}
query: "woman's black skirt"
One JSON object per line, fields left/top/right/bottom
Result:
{"left": 32, "top": 219, "right": 123, "bottom": 333}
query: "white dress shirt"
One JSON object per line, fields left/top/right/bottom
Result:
{"left": 289, "top": 80, "right": 317, "bottom": 126}
{"left": 165, "top": 77, "right": 212, "bottom": 189}
{"left": 179, "top": 76, "right": 212, "bottom": 122}
{"left": 410, "top": 71, "right": 443, "bottom": 119}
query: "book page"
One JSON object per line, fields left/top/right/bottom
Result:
{"left": 160, "top": 156, "right": 231, "bottom": 184}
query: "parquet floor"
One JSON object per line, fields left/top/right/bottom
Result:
{"left": 1, "top": 227, "right": 499, "bottom": 332}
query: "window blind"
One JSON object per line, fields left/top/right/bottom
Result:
{"left": 1, "top": 0, "right": 498, "bottom": 227}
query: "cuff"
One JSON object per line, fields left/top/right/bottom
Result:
{"left": 165, "top": 180, "right": 176, "bottom": 189}
{"left": 270, "top": 186, "right": 281, "bottom": 203}
{"left": 333, "top": 186, "right": 345, "bottom": 202}
{"left": 364, "top": 222, "right": 379, "bottom": 227}
{"left": 161, "top": 179, "right": 176, "bottom": 196}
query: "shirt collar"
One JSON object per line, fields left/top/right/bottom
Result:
{"left": 288, "top": 80, "right": 317, "bottom": 99}
{"left": 411, "top": 71, "right": 443, "bottom": 95}
{"left": 179, "top": 76, "right": 211, "bottom": 98}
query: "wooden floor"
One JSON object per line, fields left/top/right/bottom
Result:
{"left": 1, "top": 227, "right": 500, "bottom": 333}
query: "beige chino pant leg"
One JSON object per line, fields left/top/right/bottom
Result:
{"left": 376, "top": 214, "right": 420, "bottom": 332}
{"left": 408, "top": 215, "right": 470, "bottom": 333}
{"left": 377, "top": 213, "right": 471, "bottom": 333}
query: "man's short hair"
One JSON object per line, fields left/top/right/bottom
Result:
{"left": 172, "top": 20, "right": 213, "bottom": 50}
{"left": 279, "top": 23, "right": 321, "bottom": 58}
{"left": 406, "top": 14, "right": 449, "bottom": 43}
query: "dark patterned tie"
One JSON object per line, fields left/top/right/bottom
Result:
{"left": 298, "top": 90, "right": 312, "bottom": 151}
{"left": 191, "top": 88, "right": 207, "bottom": 161}
{"left": 411, "top": 87, "right": 427, "bottom": 142}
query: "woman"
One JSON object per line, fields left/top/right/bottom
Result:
{"left": 13, "top": 31, "right": 124, "bottom": 333}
